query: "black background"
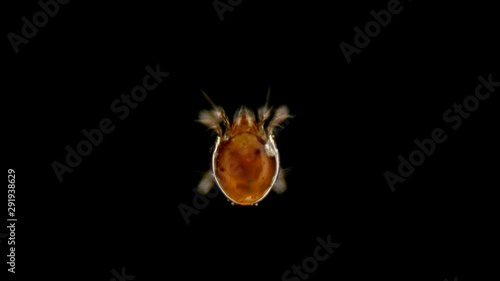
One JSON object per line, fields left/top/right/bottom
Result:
{"left": 3, "top": 0, "right": 499, "bottom": 280}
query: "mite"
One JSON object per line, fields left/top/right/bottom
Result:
{"left": 197, "top": 91, "right": 291, "bottom": 206}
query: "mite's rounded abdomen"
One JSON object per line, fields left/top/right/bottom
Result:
{"left": 214, "top": 133, "right": 277, "bottom": 205}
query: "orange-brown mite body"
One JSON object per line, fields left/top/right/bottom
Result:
{"left": 197, "top": 93, "right": 291, "bottom": 206}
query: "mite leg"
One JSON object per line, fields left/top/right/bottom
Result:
{"left": 197, "top": 170, "right": 215, "bottom": 195}
{"left": 272, "top": 168, "right": 288, "bottom": 194}
{"left": 267, "top": 105, "right": 291, "bottom": 136}
{"left": 198, "top": 91, "right": 230, "bottom": 137}
{"left": 198, "top": 110, "right": 223, "bottom": 136}
{"left": 258, "top": 88, "right": 273, "bottom": 129}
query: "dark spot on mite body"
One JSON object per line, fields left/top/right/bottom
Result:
{"left": 237, "top": 183, "right": 250, "bottom": 190}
